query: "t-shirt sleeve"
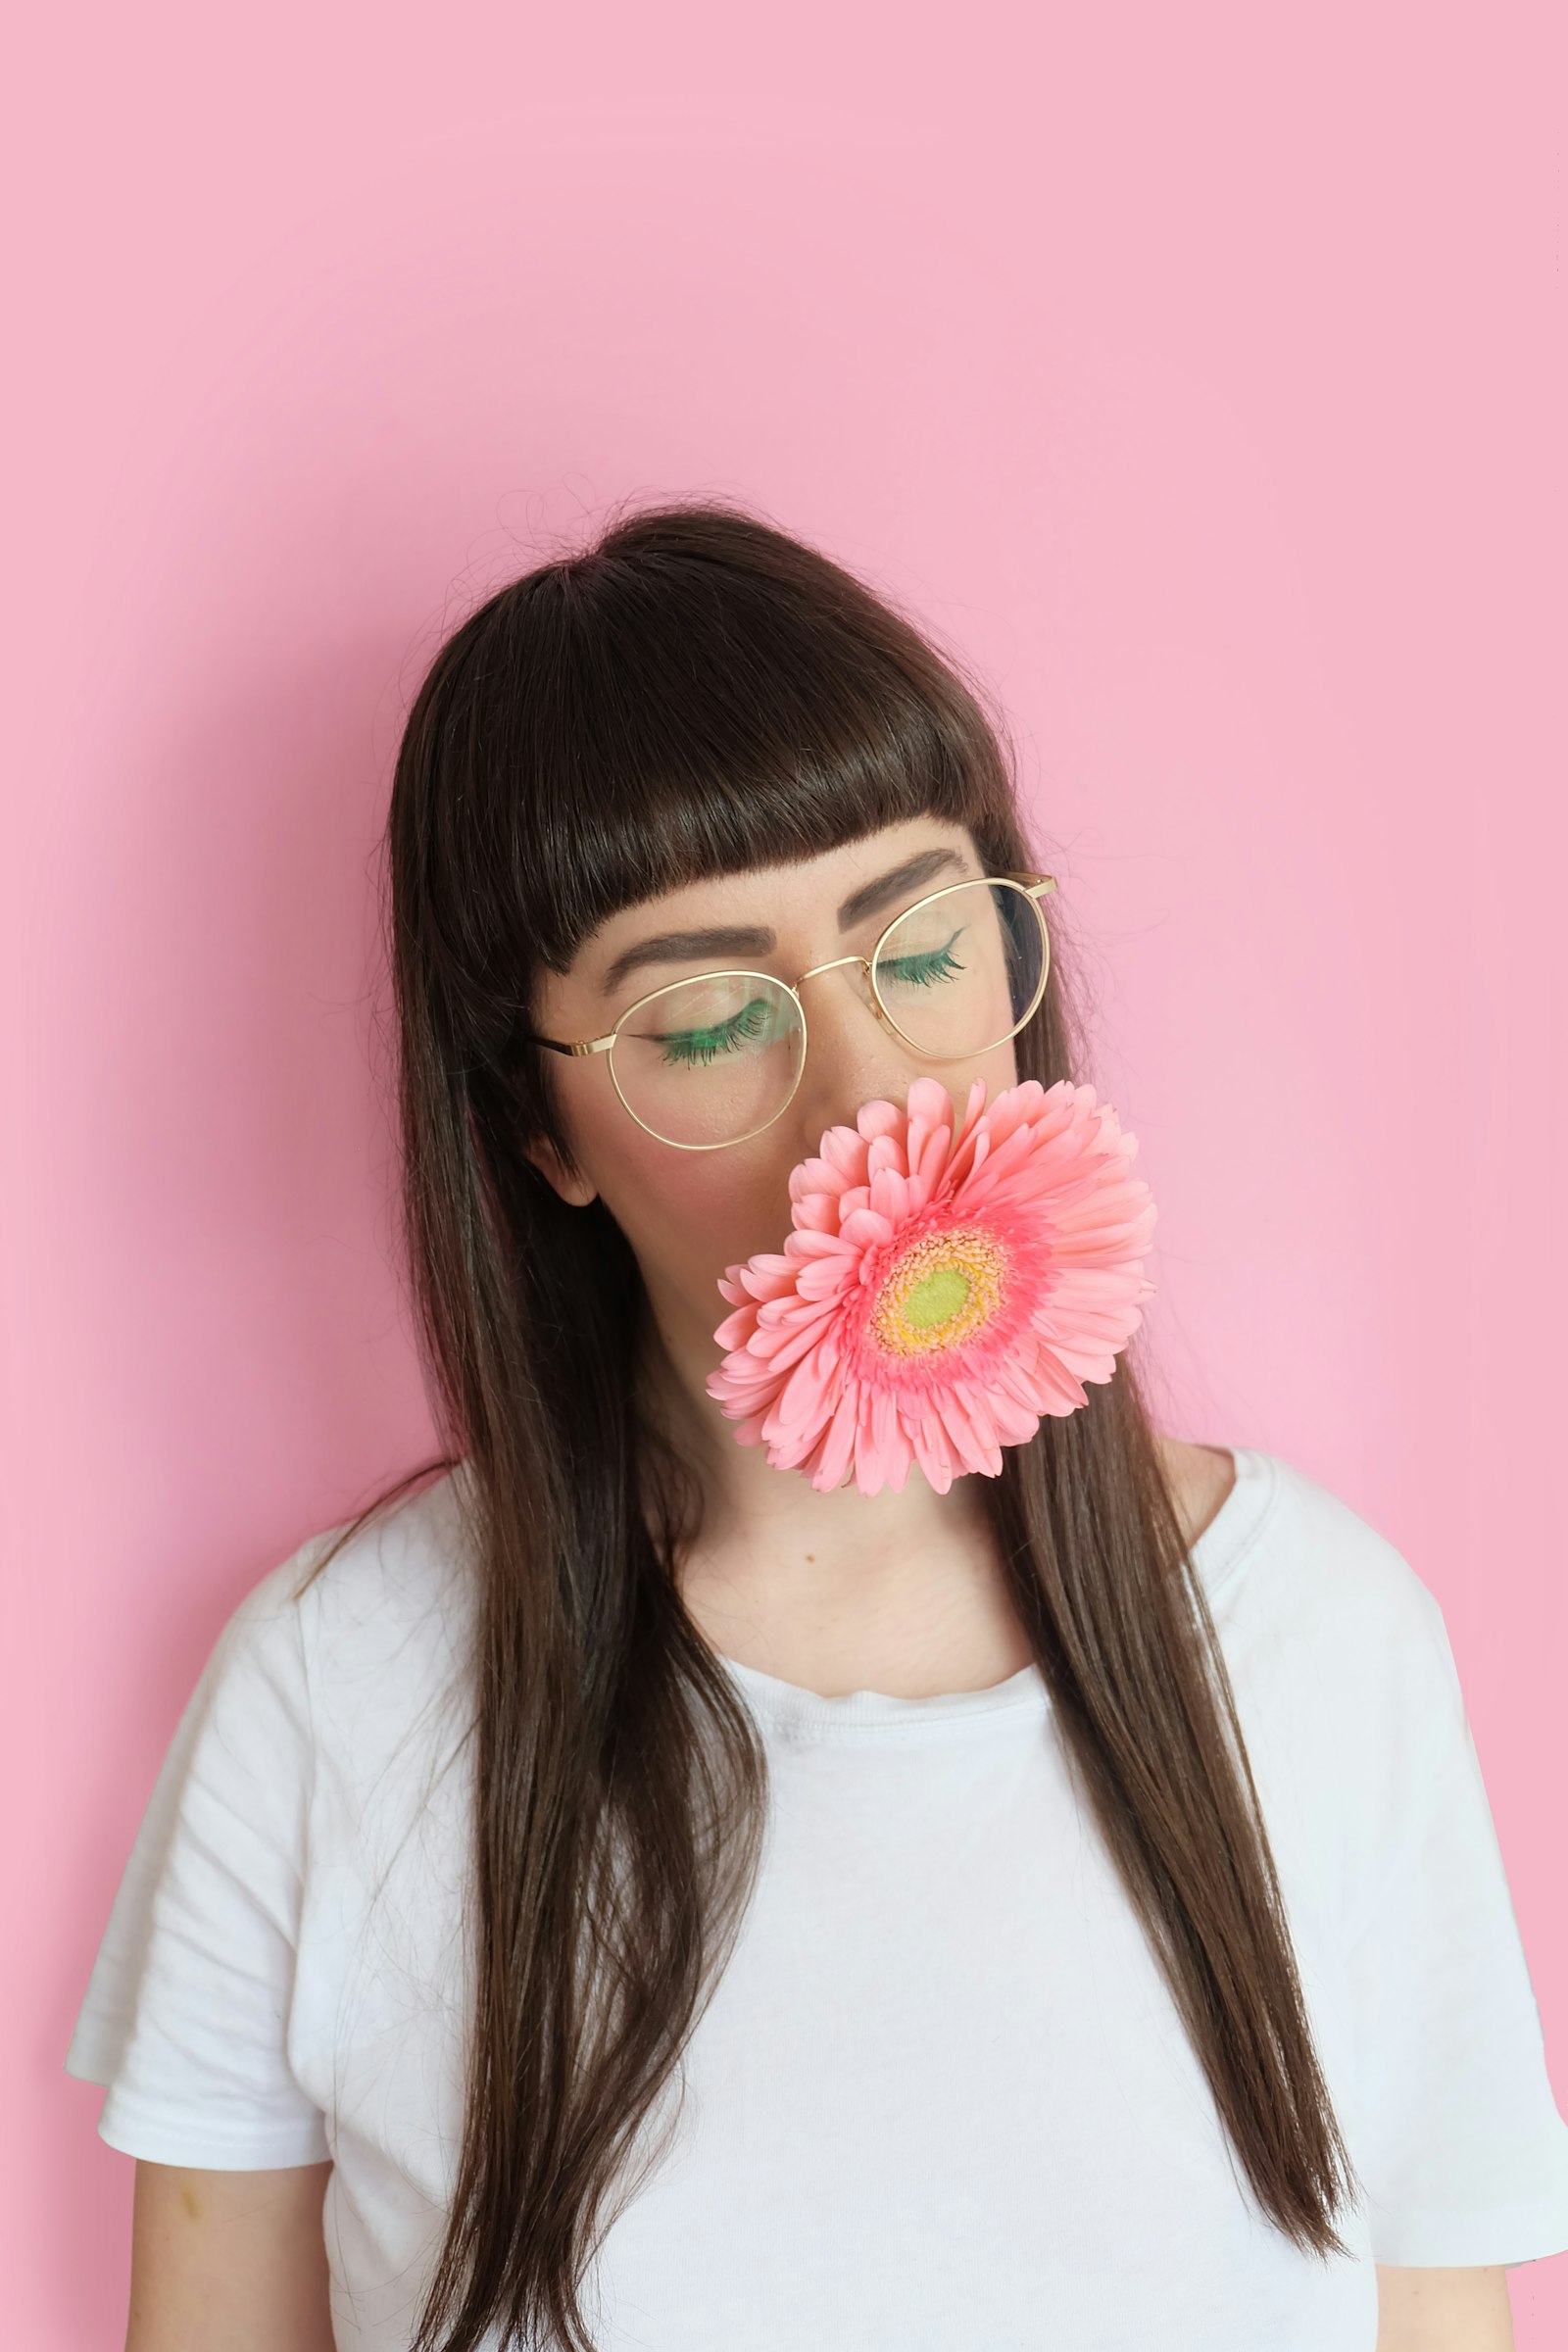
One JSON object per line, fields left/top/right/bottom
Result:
{"left": 62, "top": 1549, "right": 331, "bottom": 2170}
{"left": 1340, "top": 1567, "right": 1568, "bottom": 2267}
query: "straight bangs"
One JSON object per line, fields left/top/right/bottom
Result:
{"left": 412, "top": 507, "right": 1026, "bottom": 1049}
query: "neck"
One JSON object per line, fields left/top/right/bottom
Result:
{"left": 633, "top": 1301, "right": 1021, "bottom": 1688}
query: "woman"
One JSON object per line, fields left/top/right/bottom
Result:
{"left": 66, "top": 502, "right": 1568, "bottom": 2350}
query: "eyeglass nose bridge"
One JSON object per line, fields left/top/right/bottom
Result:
{"left": 789, "top": 951, "right": 898, "bottom": 1030}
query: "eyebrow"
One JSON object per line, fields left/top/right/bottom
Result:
{"left": 602, "top": 917, "right": 770, "bottom": 992}
{"left": 832, "top": 842, "right": 968, "bottom": 921}
{"left": 596, "top": 846, "right": 974, "bottom": 999}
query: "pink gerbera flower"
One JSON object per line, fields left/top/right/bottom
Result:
{"left": 706, "top": 1074, "right": 1157, "bottom": 1496}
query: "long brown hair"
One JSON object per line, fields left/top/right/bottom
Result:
{"left": 302, "top": 497, "right": 1360, "bottom": 2350}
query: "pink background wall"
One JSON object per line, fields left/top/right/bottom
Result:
{"left": 9, "top": 1, "right": 1563, "bottom": 2340}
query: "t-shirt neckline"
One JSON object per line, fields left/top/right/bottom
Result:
{"left": 715, "top": 1446, "right": 1279, "bottom": 1734}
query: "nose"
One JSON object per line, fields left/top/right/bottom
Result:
{"left": 785, "top": 960, "right": 945, "bottom": 1156}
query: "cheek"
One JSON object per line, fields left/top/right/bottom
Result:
{"left": 922, "top": 1041, "right": 1020, "bottom": 1122}
{"left": 989, "top": 1037, "right": 1021, "bottom": 1096}
{"left": 595, "top": 1051, "right": 1026, "bottom": 1293}
{"left": 575, "top": 1096, "right": 804, "bottom": 1289}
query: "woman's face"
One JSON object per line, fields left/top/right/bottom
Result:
{"left": 523, "top": 814, "right": 1022, "bottom": 1395}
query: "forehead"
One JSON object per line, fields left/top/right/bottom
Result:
{"left": 574, "top": 817, "right": 982, "bottom": 1002}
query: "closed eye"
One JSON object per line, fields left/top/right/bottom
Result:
{"left": 649, "top": 992, "right": 775, "bottom": 1067}
{"left": 879, "top": 931, "right": 963, "bottom": 988}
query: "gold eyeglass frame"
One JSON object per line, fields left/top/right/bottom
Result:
{"left": 520, "top": 871, "right": 1059, "bottom": 1152}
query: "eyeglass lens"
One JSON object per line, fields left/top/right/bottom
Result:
{"left": 611, "top": 973, "right": 808, "bottom": 1148}
{"left": 608, "top": 879, "right": 1047, "bottom": 1149}
{"left": 871, "top": 879, "right": 1042, "bottom": 1058}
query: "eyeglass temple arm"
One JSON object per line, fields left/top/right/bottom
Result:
{"left": 529, "top": 1034, "right": 612, "bottom": 1057}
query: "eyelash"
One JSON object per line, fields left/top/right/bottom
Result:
{"left": 649, "top": 936, "right": 968, "bottom": 1067}
{"left": 658, "top": 992, "right": 770, "bottom": 1067}
{"left": 883, "top": 936, "right": 968, "bottom": 983}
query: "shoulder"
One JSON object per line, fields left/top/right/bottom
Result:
{"left": 1157, "top": 1436, "right": 1238, "bottom": 1551}
{"left": 212, "top": 1466, "right": 479, "bottom": 1774}
{"left": 1199, "top": 1448, "right": 1473, "bottom": 1838}
{"left": 286, "top": 1463, "right": 477, "bottom": 1644}
{"left": 1221, "top": 1446, "right": 1451, "bottom": 1675}
{"left": 1156, "top": 1432, "right": 1445, "bottom": 1653}
{"left": 1177, "top": 1451, "right": 1498, "bottom": 1957}
{"left": 1155, "top": 1439, "right": 1468, "bottom": 1786}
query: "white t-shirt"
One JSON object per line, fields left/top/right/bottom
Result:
{"left": 64, "top": 1446, "right": 1568, "bottom": 2349}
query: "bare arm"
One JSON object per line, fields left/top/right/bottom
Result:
{"left": 1375, "top": 2264, "right": 1513, "bottom": 2351}
{"left": 125, "top": 2159, "right": 335, "bottom": 2352}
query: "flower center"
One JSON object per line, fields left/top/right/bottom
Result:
{"left": 870, "top": 1227, "right": 1005, "bottom": 1356}
{"left": 905, "top": 1265, "right": 969, "bottom": 1329}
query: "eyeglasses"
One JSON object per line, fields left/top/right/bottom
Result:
{"left": 519, "top": 871, "right": 1058, "bottom": 1152}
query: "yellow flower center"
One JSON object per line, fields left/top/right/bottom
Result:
{"left": 870, "top": 1227, "right": 1005, "bottom": 1355}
